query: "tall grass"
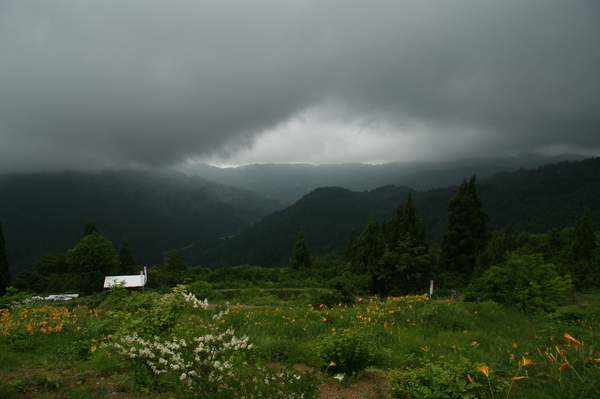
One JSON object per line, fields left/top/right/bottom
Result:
{"left": 1, "top": 292, "right": 599, "bottom": 398}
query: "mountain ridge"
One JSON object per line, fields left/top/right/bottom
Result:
{"left": 201, "top": 157, "right": 600, "bottom": 267}
{"left": 178, "top": 153, "right": 587, "bottom": 203}
{"left": 1, "top": 155, "right": 597, "bottom": 275}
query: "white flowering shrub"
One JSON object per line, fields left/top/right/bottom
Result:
{"left": 108, "top": 285, "right": 318, "bottom": 398}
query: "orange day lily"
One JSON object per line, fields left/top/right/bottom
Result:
{"left": 511, "top": 376, "right": 528, "bottom": 380}
{"left": 564, "top": 333, "right": 582, "bottom": 346}
{"left": 520, "top": 357, "right": 535, "bottom": 367}
{"left": 477, "top": 365, "right": 490, "bottom": 377}
{"left": 558, "top": 362, "right": 569, "bottom": 370}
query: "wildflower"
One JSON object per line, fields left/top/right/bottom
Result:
{"left": 333, "top": 374, "right": 344, "bottom": 382}
{"left": 470, "top": 341, "right": 478, "bottom": 346}
{"left": 477, "top": 365, "right": 490, "bottom": 377}
{"left": 467, "top": 374, "right": 475, "bottom": 383}
{"left": 558, "top": 362, "right": 569, "bottom": 370}
{"left": 520, "top": 357, "right": 535, "bottom": 367}
{"left": 563, "top": 333, "right": 582, "bottom": 346}
{"left": 329, "top": 361, "right": 336, "bottom": 367}
{"left": 511, "top": 376, "right": 528, "bottom": 380}
{"left": 513, "top": 343, "right": 518, "bottom": 349}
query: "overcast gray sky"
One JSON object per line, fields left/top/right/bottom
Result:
{"left": 1, "top": 1, "right": 599, "bottom": 172}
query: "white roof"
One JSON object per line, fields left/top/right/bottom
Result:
{"left": 103, "top": 274, "right": 147, "bottom": 288}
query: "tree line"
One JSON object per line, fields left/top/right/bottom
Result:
{"left": 2, "top": 174, "right": 598, "bottom": 314}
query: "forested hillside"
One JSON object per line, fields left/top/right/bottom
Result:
{"left": 206, "top": 158, "right": 600, "bottom": 267}
{"left": 0, "top": 169, "right": 281, "bottom": 273}
{"left": 1, "top": 158, "right": 598, "bottom": 276}
{"left": 196, "top": 185, "right": 413, "bottom": 267}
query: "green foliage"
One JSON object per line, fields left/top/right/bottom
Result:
{"left": 0, "top": 287, "right": 34, "bottom": 310}
{"left": 82, "top": 221, "right": 98, "bottom": 237}
{"left": 571, "top": 208, "right": 596, "bottom": 262}
{"left": 0, "top": 380, "right": 17, "bottom": 399}
{"left": 388, "top": 357, "right": 502, "bottom": 399}
{"left": 185, "top": 280, "right": 215, "bottom": 300}
{"left": 568, "top": 208, "right": 599, "bottom": 291}
{"left": 290, "top": 231, "right": 312, "bottom": 269}
{"left": 107, "top": 287, "right": 318, "bottom": 397}
{"left": 418, "top": 303, "right": 474, "bottom": 332}
{"left": 163, "top": 249, "right": 188, "bottom": 272}
{"left": 465, "top": 253, "right": 573, "bottom": 313}
{"left": 323, "top": 271, "right": 369, "bottom": 304}
{"left": 379, "top": 233, "right": 431, "bottom": 296}
{"left": 441, "top": 175, "right": 489, "bottom": 287}
{"left": 2, "top": 287, "right": 600, "bottom": 397}
{"left": 0, "top": 168, "right": 281, "bottom": 274}
{"left": 554, "top": 301, "right": 600, "bottom": 330}
{"left": 95, "top": 283, "right": 131, "bottom": 311}
{"left": 117, "top": 237, "right": 137, "bottom": 275}
{"left": 388, "top": 192, "right": 426, "bottom": 249}
{"left": 67, "top": 233, "right": 118, "bottom": 294}
{"left": 344, "top": 192, "right": 431, "bottom": 296}
{"left": 0, "top": 221, "right": 10, "bottom": 297}
{"left": 318, "top": 329, "right": 375, "bottom": 376}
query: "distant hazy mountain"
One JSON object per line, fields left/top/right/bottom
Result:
{"left": 178, "top": 153, "right": 587, "bottom": 204}
{"left": 201, "top": 157, "right": 599, "bottom": 268}
{"left": 0, "top": 169, "right": 281, "bottom": 274}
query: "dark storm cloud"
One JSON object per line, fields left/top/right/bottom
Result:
{"left": 1, "top": 1, "right": 599, "bottom": 171}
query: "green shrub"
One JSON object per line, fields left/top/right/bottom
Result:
{"left": 0, "top": 287, "right": 35, "bottom": 310}
{"left": 554, "top": 303, "right": 600, "bottom": 330}
{"left": 312, "top": 290, "right": 345, "bottom": 308}
{"left": 186, "top": 280, "right": 216, "bottom": 301}
{"left": 387, "top": 357, "right": 505, "bottom": 399}
{"left": 317, "top": 329, "right": 374, "bottom": 375}
{"left": 420, "top": 303, "right": 474, "bottom": 332}
{"left": 465, "top": 253, "right": 573, "bottom": 314}
{"left": 89, "top": 348, "right": 127, "bottom": 376}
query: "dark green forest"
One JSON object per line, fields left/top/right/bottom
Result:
{"left": 206, "top": 158, "right": 600, "bottom": 268}
{"left": 0, "top": 168, "right": 281, "bottom": 273}
{"left": 1, "top": 158, "right": 599, "bottom": 308}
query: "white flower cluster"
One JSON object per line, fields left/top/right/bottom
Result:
{"left": 182, "top": 292, "right": 210, "bottom": 310}
{"left": 211, "top": 302, "right": 231, "bottom": 321}
{"left": 110, "top": 293, "right": 253, "bottom": 392}
{"left": 109, "top": 289, "right": 315, "bottom": 398}
{"left": 112, "top": 328, "right": 252, "bottom": 390}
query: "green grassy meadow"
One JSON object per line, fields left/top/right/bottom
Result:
{"left": 1, "top": 287, "right": 599, "bottom": 398}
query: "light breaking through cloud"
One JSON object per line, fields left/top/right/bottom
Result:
{"left": 1, "top": 1, "right": 599, "bottom": 172}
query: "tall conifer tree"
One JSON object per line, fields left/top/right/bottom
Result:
{"left": 440, "top": 175, "right": 488, "bottom": 286}
{"left": 118, "top": 237, "right": 137, "bottom": 275}
{"left": 290, "top": 231, "right": 312, "bottom": 270}
{"left": 572, "top": 207, "right": 596, "bottom": 262}
{"left": 164, "top": 249, "right": 188, "bottom": 272}
{"left": 351, "top": 217, "right": 387, "bottom": 293}
{"left": 83, "top": 221, "right": 98, "bottom": 237}
{"left": 0, "top": 221, "right": 10, "bottom": 295}
{"left": 570, "top": 208, "right": 598, "bottom": 290}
